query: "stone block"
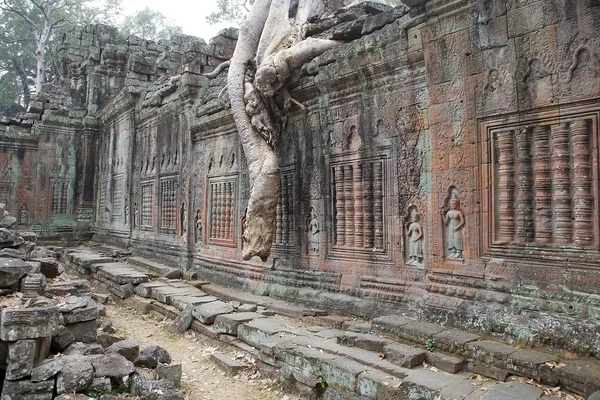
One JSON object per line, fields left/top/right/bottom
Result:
{"left": 357, "top": 369, "right": 403, "bottom": 399}
{"left": 97, "top": 264, "right": 150, "bottom": 285}
{"left": 92, "top": 353, "right": 135, "bottom": 379}
{"left": 0, "top": 257, "right": 34, "bottom": 288}
{"left": 170, "top": 304, "right": 194, "bottom": 334}
{"left": 212, "top": 353, "right": 245, "bottom": 375}
{"left": 320, "top": 357, "right": 366, "bottom": 392}
{"left": 134, "top": 281, "right": 167, "bottom": 298}
{"left": 433, "top": 328, "right": 480, "bottom": 353}
{"left": 192, "top": 300, "right": 234, "bottom": 324}
{"left": 91, "top": 293, "right": 109, "bottom": 304}
{"left": 66, "top": 319, "right": 98, "bottom": 343}
{"left": 506, "top": 349, "right": 558, "bottom": 381}
{"left": 237, "top": 318, "right": 299, "bottom": 348}
{"left": 97, "top": 332, "right": 124, "bottom": 348}
{"left": 130, "top": 375, "right": 183, "bottom": 400}
{"left": 383, "top": 343, "right": 426, "bottom": 368}
{"left": 135, "top": 345, "right": 172, "bottom": 369}
{"left": 213, "top": 312, "right": 264, "bottom": 335}
{"left": 170, "top": 295, "right": 216, "bottom": 310}
{"left": 555, "top": 360, "right": 600, "bottom": 396}
{"left": 31, "top": 358, "right": 63, "bottom": 382}
{"left": 238, "top": 303, "right": 258, "bottom": 312}
{"left": 0, "top": 305, "right": 61, "bottom": 340}
{"left": 479, "top": 381, "right": 543, "bottom": 400}
{"left": 6, "top": 339, "right": 37, "bottom": 380}
{"left": 127, "top": 296, "right": 153, "bottom": 314}
{"left": 156, "top": 363, "right": 182, "bottom": 387}
{"left": 343, "top": 333, "right": 391, "bottom": 353}
{"left": 371, "top": 315, "right": 414, "bottom": 336}
{"left": 30, "top": 257, "right": 60, "bottom": 279}
{"left": 56, "top": 356, "right": 94, "bottom": 395}
{"left": 0, "top": 379, "right": 54, "bottom": 400}
{"left": 46, "top": 279, "right": 91, "bottom": 297}
{"left": 87, "top": 377, "right": 111, "bottom": 393}
{"left": 106, "top": 339, "right": 140, "bottom": 362}
{"left": 466, "top": 340, "right": 517, "bottom": 369}
{"left": 61, "top": 297, "right": 99, "bottom": 324}
{"left": 467, "top": 361, "right": 510, "bottom": 382}
{"left": 425, "top": 351, "right": 465, "bottom": 373}
{"left": 316, "top": 315, "right": 350, "bottom": 329}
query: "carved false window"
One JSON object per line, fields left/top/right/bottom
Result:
{"left": 141, "top": 181, "right": 153, "bottom": 229}
{"left": 159, "top": 177, "right": 178, "bottom": 233}
{"left": 111, "top": 175, "right": 124, "bottom": 221}
{"left": 274, "top": 167, "right": 296, "bottom": 248}
{"left": 51, "top": 181, "right": 69, "bottom": 214}
{"left": 98, "top": 179, "right": 108, "bottom": 220}
{"left": 329, "top": 153, "right": 391, "bottom": 260}
{"left": 207, "top": 175, "right": 237, "bottom": 247}
{"left": 479, "top": 102, "right": 600, "bottom": 264}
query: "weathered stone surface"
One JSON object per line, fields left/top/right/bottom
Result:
{"left": 0, "top": 378, "right": 54, "bottom": 400}
{"left": 213, "top": 312, "right": 264, "bottom": 335}
{"left": 343, "top": 333, "right": 391, "bottom": 353}
{"left": 55, "top": 395, "right": 94, "bottom": 400}
{"left": 61, "top": 297, "right": 99, "bottom": 324}
{"left": 6, "top": 339, "right": 37, "bottom": 380}
{"left": 434, "top": 328, "right": 480, "bottom": 353}
{"left": 170, "top": 304, "right": 194, "bottom": 334}
{"left": 211, "top": 353, "right": 245, "bottom": 375}
{"left": 87, "top": 377, "right": 111, "bottom": 394}
{"left": 479, "top": 381, "right": 543, "bottom": 400}
{"left": 106, "top": 339, "right": 139, "bottom": 362}
{"left": 134, "top": 345, "right": 172, "bottom": 368}
{"left": 130, "top": 374, "right": 184, "bottom": 400}
{"left": 192, "top": 300, "right": 234, "bottom": 324}
{"left": 0, "top": 258, "right": 34, "bottom": 288}
{"left": 237, "top": 303, "right": 258, "bottom": 312}
{"left": 237, "top": 318, "right": 299, "bottom": 348}
{"left": 383, "top": 343, "right": 425, "bottom": 368}
{"left": 46, "top": 279, "right": 91, "bottom": 297}
{"left": 97, "top": 332, "right": 124, "bottom": 348}
{"left": 92, "top": 353, "right": 135, "bottom": 378}
{"left": 20, "top": 273, "right": 46, "bottom": 298}
{"left": 156, "top": 362, "right": 183, "bottom": 387}
{"left": 0, "top": 247, "right": 29, "bottom": 260}
{"left": 0, "top": 229, "right": 24, "bottom": 248}
{"left": 0, "top": 306, "right": 61, "bottom": 340}
{"left": 56, "top": 356, "right": 95, "bottom": 394}
{"left": 30, "top": 257, "right": 60, "bottom": 278}
{"left": 91, "top": 293, "right": 109, "bottom": 304}
{"left": 425, "top": 351, "right": 465, "bottom": 374}
{"left": 31, "top": 358, "right": 64, "bottom": 382}
{"left": 63, "top": 342, "right": 104, "bottom": 356}
{"left": 66, "top": 319, "right": 98, "bottom": 343}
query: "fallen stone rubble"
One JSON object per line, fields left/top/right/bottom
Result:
{"left": 0, "top": 208, "right": 184, "bottom": 400}
{"left": 62, "top": 245, "right": 600, "bottom": 400}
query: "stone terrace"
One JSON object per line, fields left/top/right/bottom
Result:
{"left": 64, "top": 246, "right": 600, "bottom": 400}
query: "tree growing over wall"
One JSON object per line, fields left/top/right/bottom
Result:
{"left": 227, "top": 0, "right": 382, "bottom": 261}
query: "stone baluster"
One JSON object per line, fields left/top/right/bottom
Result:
{"left": 571, "top": 119, "right": 593, "bottom": 246}
{"left": 334, "top": 166, "right": 345, "bottom": 246}
{"left": 551, "top": 122, "right": 572, "bottom": 244}
{"left": 354, "top": 162, "right": 364, "bottom": 248}
{"left": 344, "top": 164, "right": 355, "bottom": 246}
{"left": 210, "top": 183, "right": 217, "bottom": 238}
{"left": 275, "top": 195, "right": 282, "bottom": 245}
{"left": 218, "top": 183, "right": 225, "bottom": 238}
{"left": 532, "top": 125, "right": 552, "bottom": 243}
{"left": 225, "top": 182, "right": 232, "bottom": 240}
{"left": 515, "top": 128, "right": 534, "bottom": 242}
{"left": 374, "top": 161, "right": 384, "bottom": 249}
{"left": 363, "top": 163, "right": 374, "bottom": 248}
{"left": 496, "top": 129, "right": 515, "bottom": 242}
{"left": 282, "top": 174, "right": 289, "bottom": 245}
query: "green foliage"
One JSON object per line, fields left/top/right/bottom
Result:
{"left": 206, "top": 0, "right": 255, "bottom": 25}
{"left": 119, "top": 8, "right": 183, "bottom": 42}
{"left": 425, "top": 338, "right": 435, "bottom": 352}
{"left": 315, "top": 375, "right": 328, "bottom": 393}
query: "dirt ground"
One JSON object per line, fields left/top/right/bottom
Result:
{"left": 104, "top": 302, "right": 304, "bottom": 400}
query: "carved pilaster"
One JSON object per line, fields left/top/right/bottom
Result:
{"left": 496, "top": 129, "right": 515, "bottom": 242}
{"left": 344, "top": 164, "right": 355, "bottom": 246}
{"left": 363, "top": 163, "right": 374, "bottom": 248}
{"left": 334, "top": 166, "right": 345, "bottom": 246}
{"left": 353, "top": 162, "right": 364, "bottom": 248}
{"left": 532, "top": 125, "right": 552, "bottom": 243}
{"left": 515, "top": 128, "right": 534, "bottom": 242}
{"left": 571, "top": 119, "right": 593, "bottom": 246}
{"left": 551, "top": 123, "right": 572, "bottom": 244}
{"left": 374, "top": 161, "right": 384, "bottom": 249}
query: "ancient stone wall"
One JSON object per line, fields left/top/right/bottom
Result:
{"left": 3, "top": 0, "right": 600, "bottom": 354}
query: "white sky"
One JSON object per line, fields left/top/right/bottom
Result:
{"left": 120, "top": 0, "right": 237, "bottom": 42}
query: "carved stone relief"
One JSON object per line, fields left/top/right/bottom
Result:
{"left": 404, "top": 205, "right": 423, "bottom": 266}
{"left": 441, "top": 187, "right": 465, "bottom": 260}
{"left": 274, "top": 168, "right": 296, "bottom": 249}
{"left": 307, "top": 207, "right": 320, "bottom": 255}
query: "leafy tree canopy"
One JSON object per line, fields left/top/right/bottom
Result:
{"left": 119, "top": 7, "right": 183, "bottom": 42}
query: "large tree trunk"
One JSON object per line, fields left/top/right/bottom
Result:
{"left": 229, "top": 0, "right": 280, "bottom": 261}
{"left": 35, "top": 40, "right": 45, "bottom": 95}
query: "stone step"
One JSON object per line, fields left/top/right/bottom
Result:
{"left": 95, "top": 263, "right": 150, "bottom": 285}
{"left": 127, "top": 256, "right": 181, "bottom": 279}
{"left": 64, "top": 251, "right": 115, "bottom": 272}
{"left": 211, "top": 353, "right": 245, "bottom": 375}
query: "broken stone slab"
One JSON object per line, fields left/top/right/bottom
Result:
{"left": 425, "top": 351, "right": 465, "bottom": 374}
{"left": 0, "top": 378, "right": 54, "bottom": 400}
{"left": 211, "top": 353, "right": 245, "bottom": 375}
{"left": 467, "top": 361, "right": 510, "bottom": 382}
{"left": 63, "top": 342, "right": 104, "bottom": 356}
{"left": 29, "top": 247, "right": 54, "bottom": 259}
{"left": 96, "top": 263, "right": 150, "bottom": 285}
{"left": 97, "top": 332, "right": 125, "bottom": 348}
{"left": 92, "top": 353, "right": 135, "bottom": 378}
{"left": 46, "top": 279, "right": 91, "bottom": 297}
{"left": 320, "top": 356, "right": 368, "bottom": 392}
{"left": 58, "top": 296, "right": 88, "bottom": 313}
{"left": 170, "top": 304, "right": 194, "bottom": 334}
{"left": 127, "top": 296, "right": 153, "bottom": 314}
{"left": 6, "top": 339, "right": 37, "bottom": 380}
{"left": 87, "top": 377, "right": 111, "bottom": 394}
{"left": 383, "top": 343, "right": 426, "bottom": 368}
{"left": 506, "top": 349, "right": 558, "bottom": 381}
{"left": 342, "top": 322, "right": 372, "bottom": 333}
{"left": 433, "top": 328, "right": 480, "bottom": 353}
{"left": 0, "top": 257, "right": 35, "bottom": 288}
{"left": 153, "top": 285, "right": 207, "bottom": 305}
{"left": 55, "top": 395, "right": 94, "bottom": 400}
{"left": 237, "top": 303, "right": 258, "bottom": 312}
{"left": 31, "top": 358, "right": 63, "bottom": 382}
{"left": 478, "top": 381, "right": 544, "bottom": 400}
{"left": 91, "top": 293, "right": 109, "bottom": 304}
{"left": 237, "top": 318, "right": 300, "bottom": 348}
{"left": 0, "top": 228, "right": 25, "bottom": 248}
{"left": 156, "top": 362, "right": 183, "bottom": 387}
{"left": 127, "top": 256, "right": 181, "bottom": 279}
{"left": 106, "top": 339, "right": 140, "bottom": 362}
{"left": 466, "top": 340, "right": 518, "bottom": 367}
{"left": 30, "top": 257, "right": 60, "bottom": 279}
{"left": 371, "top": 315, "right": 414, "bottom": 336}
{"left": 554, "top": 359, "right": 600, "bottom": 396}
{"left": 356, "top": 369, "right": 404, "bottom": 399}
{"left": 130, "top": 375, "right": 184, "bottom": 400}
{"left": 213, "top": 312, "right": 265, "bottom": 335}
{"left": 170, "top": 295, "right": 216, "bottom": 310}
{"left": 0, "top": 247, "right": 29, "bottom": 260}
{"left": 61, "top": 297, "right": 99, "bottom": 324}
{"left": 0, "top": 305, "right": 61, "bottom": 340}
{"left": 65, "top": 251, "right": 113, "bottom": 270}
{"left": 192, "top": 300, "right": 234, "bottom": 324}
{"left": 134, "top": 345, "right": 172, "bottom": 369}
{"left": 20, "top": 273, "right": 46, "bottom": 298}
{"left": 134, "top": 281, "right": 169, "bottom": 298}
{"left": 56, "top": 355, "right": 95, "bottom": 395}
{"left": 341, "top": 332, "right": 391, "bottom": 353}
{"left": 66, "top": 319, "right": 98, "bottom": 343}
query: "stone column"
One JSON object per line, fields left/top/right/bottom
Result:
{"left": 571, "top": 119, "right": 593, "bottom": 246}
{"left": 551, "top": 122, "right": 572, "bottom": 244}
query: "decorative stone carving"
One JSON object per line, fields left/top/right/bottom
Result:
{"left": 19, "top": 205, "right": 29, "bottom": 227}
{"left": 208, "top": 178, "right": 237, "bottom": 247}
{"left": 405, "top": 206, "right": 423, "bottom": 266}
{"left": 308, "top": 207, "right": 320, "bottom": 255}
{"left": 441, "top": 189, "right": 464, "bottom": 260}
{"left": 194, "top": 209, "right": 202, "bottom": 244}
{"left": 180, "top": 202, "right": 187, "bottom": 236}
{"left": 160, "top": 178, "right": 178, "bottom": 233}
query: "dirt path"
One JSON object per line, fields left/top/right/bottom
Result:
{"left": 104, "top": 302, "right": 303, "bottom": 400}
